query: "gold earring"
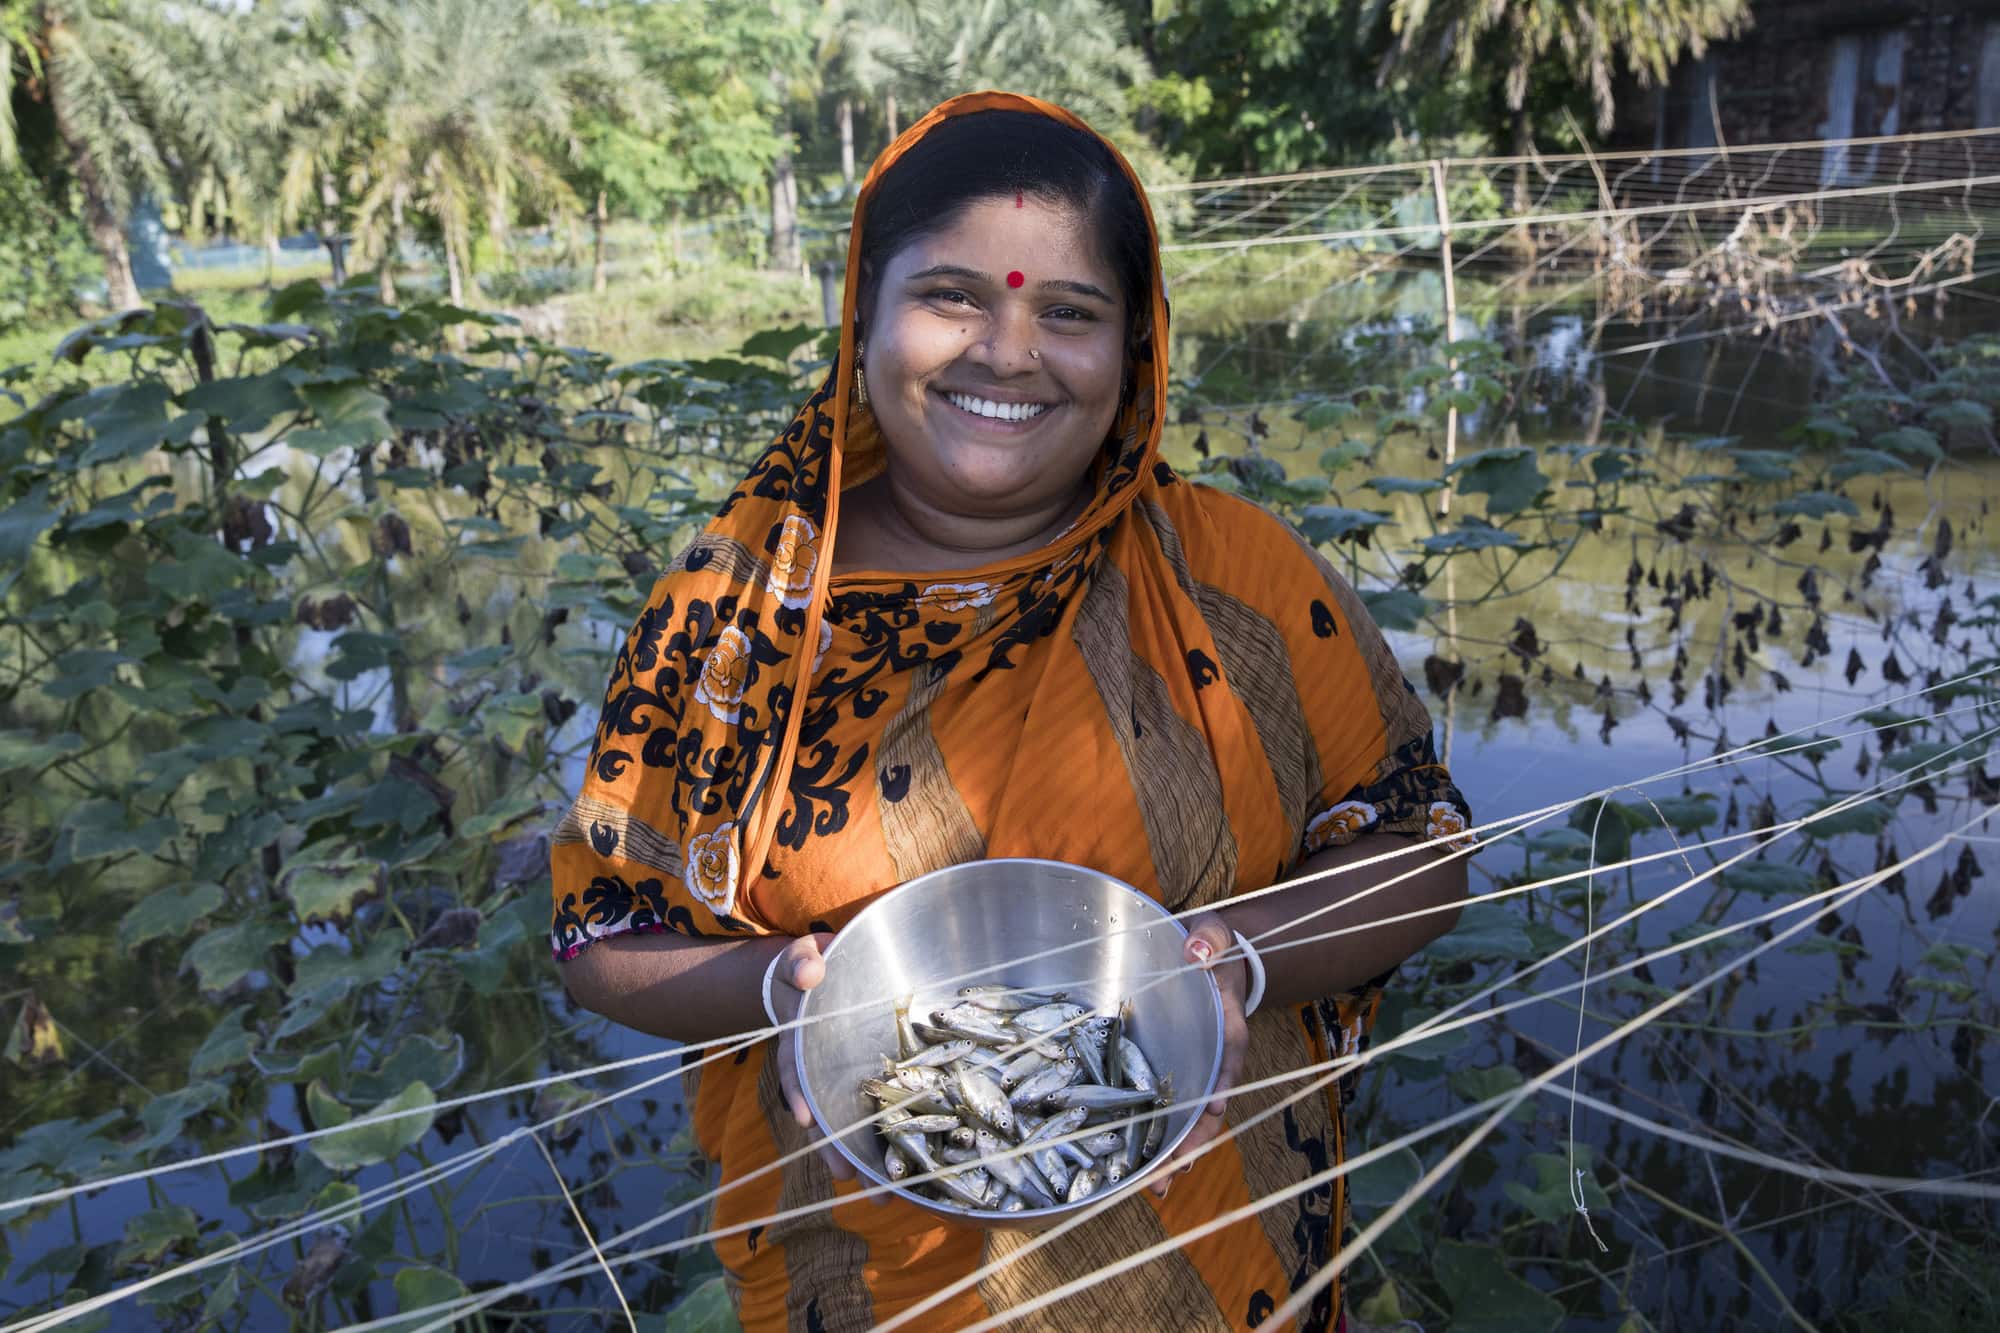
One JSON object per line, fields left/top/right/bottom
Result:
{"left": 854, "top": 342, "right": 868, "bottom": 408}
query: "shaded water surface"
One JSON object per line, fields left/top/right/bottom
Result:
{"left": 4, "top": 276, "right": 1997, "bottom": 1329}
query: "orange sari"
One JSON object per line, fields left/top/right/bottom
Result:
{"left": 550, "top": 92, "right": 1469, "bottom": 1330}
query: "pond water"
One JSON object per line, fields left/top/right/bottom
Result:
{"left": 3, "top": 271, "right": 1997, "bottom": 1330}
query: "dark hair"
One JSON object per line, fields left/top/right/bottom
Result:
{"left": 856, "top": 110, "right": 1152, "bottom": 341}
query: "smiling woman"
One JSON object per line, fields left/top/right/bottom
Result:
{"left": 551, "top": 92, "right": 1471, "bottom": 1331}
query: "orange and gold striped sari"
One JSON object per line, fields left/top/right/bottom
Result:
{"left": 550, "top": 92, "right": 1469, "bottom": 1330}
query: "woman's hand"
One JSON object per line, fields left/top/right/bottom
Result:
{"left": 768, "top": 931, "right": 865, "bottom": 1185}
{"left": 1150, "top": 912, "right": 1250, "bottom": 1198}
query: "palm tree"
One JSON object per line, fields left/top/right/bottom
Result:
{"left": 1367, "top": 0, "right": 1752, "bottom": 139}
{"left": 2, "top": 0, "right": 238, "bottom": 309}
{"left": 340, "top": 0, "right": 646, "bottom": 306}
{"left": 817, "top": 0, "right": 919, "bottom": 188}
{"left": 891, "top": 0, "right": 1151, "bottom": 141}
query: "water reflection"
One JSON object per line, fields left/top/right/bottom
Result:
{"left": 4, "top": 275, "right": 1995, "bottom": 1327}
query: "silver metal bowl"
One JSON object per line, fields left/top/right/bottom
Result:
{"left": 793, "top": 857, "right": 1225, "bottom": 1227}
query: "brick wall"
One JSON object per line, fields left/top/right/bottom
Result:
{"left": 1612, "top": 0, "right": 2000, "bottom": 150}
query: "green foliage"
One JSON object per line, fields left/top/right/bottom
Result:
{"left": 0, "top": 169, "right": 97, "bottom": 327}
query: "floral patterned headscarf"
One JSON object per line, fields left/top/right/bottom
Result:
{"left": 551, "top": 91, "right": 1169, "bottom": 948}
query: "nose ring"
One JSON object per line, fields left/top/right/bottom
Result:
{"left": 1029, "top": 349, "right": 1041, "bottom": 360}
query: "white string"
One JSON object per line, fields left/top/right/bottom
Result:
{"left": 12, "top": 697, "right": 1991, "bottom": 1333}
{"left": 942, "top": 804, "right": 1996, "bottom": 1333}
{"left": 353, "top": 736, "right": 1997, "bottom": 1333}
{"left": 10, "top": 676, "right": 1990, "bottom": 1327}
{"left": 1256, "top": 801, "right": 1997, "bottom": 1330}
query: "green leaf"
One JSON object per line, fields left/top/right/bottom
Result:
{"left": 281, "top": 835, "right": 380, "bottom": 923}
{"left": 1364, "top": 474, "right": 1446, "bottom": 496}
{"left": 308, "top": 1080, "right": 437, "bottom": 1171}
{"left": 657, "top": 1276, "right": 741, "bottom": 1333}
{"left": 1523, "top": 827, "right": 1595, "bottom": 859}
{"left": 1881, "top": 739, "right": 1957, "bottom": 774}
{"left": 292, "top": 383, "right": 391, "bottom": 457}
{"left": 182, "top": 918, "right": 289, "bottom": 992}
{"left": 76, "top": 383, "right": 187, "bottom": 466}
{"left": 117, "top": 1205, "right": 199, "bottom": 1266}
{"left": 386, "top": 1265, "right": 471, "bottom": 1331}
{"left": 1926, "top": 398, "right": 1992, "bottom": 432}
{"left": 0, "top": 484, "right": 61, "bottom": 563}
{"left": 267, "top": 278, "right": 327, "bottom": 321}
{"left": 1449, "top": 1065, "right": 1532, "bottom": 1121}
{"left": 0, "top": 728, "right": 84, "bottom": 776}
{"left": 1721, "top": 861, "right": 1819, "bottom": 897}
{"left": 1770, "top": 491, "right": 1858, "bottom": 520}
{"left": 180, "top": 372, "right": 301, "bottom": 434}
{"left": 189, "top": 1007, "right": 255, "bottom": 1078}
{"left": 130, "top": 1082, "right": 227, "bottom": 1154}
{"left": 1347, "top": 1145, "right": 1424, "bottom": 1208}
{"left": 1796, "top": 414, "right": 1856, "bottom": 443}
{"left": 1317, "top": 441, "right": 1370, "bottom": 476}
{"left": 119, "top": 882, "right": 225, "bottom": 950}
{"left": 351, "top": 1034, "right": 466, "bottom": 1103}
{"left": 1651, "top": 793, "right": 1718, "bottom": 834}
{"left": 1872, "top": 425, "right": 1942, "bottom": 461}
{"left": 1500, "top": 1151, "right": 1610, "bottom": 1228}
{"left": 1418, "top": 526, "right": 1524, "bottom": 554}
{"left": 1729, "top": 449, "right": 1792, "bottom": 481}
{"left": 1828, "top": 449, "right": 1910, "bottom": 483}
{"left": 1296, "top": 506, "right": 1393, "bottom": 545}
{"left": 1359, "top": 588, "right": 1430, "bottom": 631}
{"left": 272, "top": 977, "right": 356, "bottom": 1042}
{"left": 1299, "top": 399, "right": 1359, "bottom": 431}
{"left": 1447, "top": 447, "right": 1548, "bottom": 514}
{"left": 1802, "top": 798, "right": 1892, "bottom": 839}
{"left": 1433, "top": 1239, "right": 1564, "bottom": 1333}
{"left": 42, "top": 649, "right": 136, "bottom": 700}
{"left": 737, "top": 323, "right": 820, "bottom": 363}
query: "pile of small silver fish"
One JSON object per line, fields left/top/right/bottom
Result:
{"left": 862, "top": 985, "right": 1171, "bottom": 1213}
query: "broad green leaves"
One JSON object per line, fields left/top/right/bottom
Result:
{"left": 1446, "top": 447, "right": 1549, "bottom": 515}
{"left": 308, "top": 1081, "right": 438, "bottom": 1171}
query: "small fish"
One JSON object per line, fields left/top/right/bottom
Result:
{"left": 1078, "top": 1130, "right": 1124, "bottom": 1157}
{"left": 931, "top": 1005, "right": 1017, "bottom": 1045}
{"left": 959, "top": 984, "right": 1068, "bottom": 1012}
{"left": 1020, "top": 1107, "right": 1089, "bottom": 1146}
{"left": 1043, "top": 1083, "right": 1162, "bottom": 1113}
{"left": 866, "top": 989, "right": 1166, "bottom": 1212}
{"left": 999, "top": 1048, "right": 1050, "bottom": 1090}
{"left": 1009, "top": 1059, "right": 1080, "bottom": 1107}
{"left": 1031, "top": 1143, "right": 1073, "bottom": 1196}
{"left": 977, "top": 1129, "right": 1058, "bottom": 1209}
{"left": 1012, "top": 1002, "right": 1089, "bottom": 1034}
{"left": 1115, "top": 1035, "right": 1157, "bottom": 1093}
{"left": 1071, "top": 1018, "right": 1111, "bottom": 1085}
{"left": 896, "top": 1039, "right": 974, "bottom": 1069}
{"left": 954, "top": 1065, "right": 1016, "bottom": 1137}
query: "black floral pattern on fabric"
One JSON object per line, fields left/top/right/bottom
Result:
{"left": 1299, "top": 727, "right": 1473, "bottom": 858}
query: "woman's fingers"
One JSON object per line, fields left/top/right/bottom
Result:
{"left": 780, "top": 931, "right": 829, "bottom": 991}
{"left": 1181, "top": 912, "right": 1233, "bottom": 970}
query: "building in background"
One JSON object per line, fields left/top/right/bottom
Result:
{"left": 1616, "top": 1, "right": 2000, "bottom": 162}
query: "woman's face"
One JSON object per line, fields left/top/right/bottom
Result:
{"left": 861, "top": 195, "right": 1128, "bottom": 521}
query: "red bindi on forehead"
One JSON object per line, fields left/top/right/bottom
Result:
{"left": 1006, "top": 270, "right": 1025, "bottom": 288}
